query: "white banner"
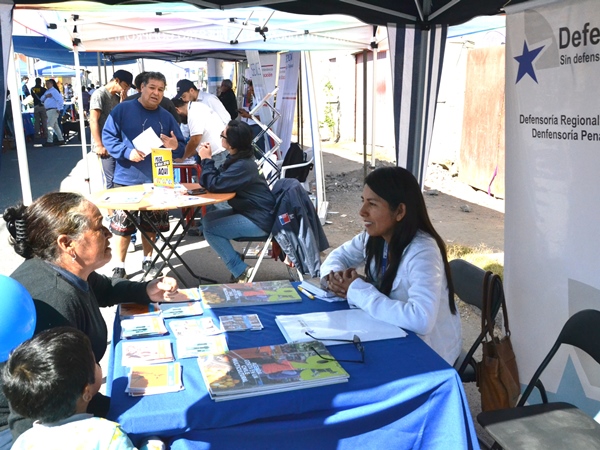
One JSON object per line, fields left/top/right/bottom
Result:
{"left": 275, "top": 52, "right": 300, "bottom": 157}
{"left": 506, "top": 0, "right": 600, "bottom": 412}
{"left": 245, "top": 50, "right": 274, "bottom": 127}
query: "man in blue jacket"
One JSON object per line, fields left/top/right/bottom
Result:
{"left": 103, "top": 71, "right": 185, "bottom": 279}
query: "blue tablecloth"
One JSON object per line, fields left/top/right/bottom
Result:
{"left": 107, "top": 287, "right": 479, "bottom": 449}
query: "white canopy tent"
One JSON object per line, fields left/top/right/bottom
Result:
{"left": 8, "top": 3, "right": 378, "bottom": 210}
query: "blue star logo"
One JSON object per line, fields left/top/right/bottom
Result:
{"left": 514, "top": 41, "right": 544, "bottom": 83}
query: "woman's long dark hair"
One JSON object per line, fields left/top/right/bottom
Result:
{"left": 364, "top": 167, "right": 456, "bottom": 314}
{"left": 221, "top": 120, "right": 255, "bottom": 170}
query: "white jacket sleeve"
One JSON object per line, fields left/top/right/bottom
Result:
{"left": 346, "top": 237, "right": 445, "bottom": 336}
{"left": 320, "top": 232, "right": 368, "bottom": 279}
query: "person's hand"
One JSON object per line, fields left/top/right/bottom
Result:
{"left": 147, "top": 276, "right": 179, "bottom": 302}
{"left": 160, "top": 131, "right": 178, "bottom": 150}
{"left": 174, "top": 157, "right": 184, "bottom": 163}
{"left": 128, "top": 149, "right": 146, "bottom": 162}
{"left": 238, "top": 108, "right": 250, "bottom": 119}
{"left": 96, "top": 145, "right": 109, "bottom": 158}
{"left": 197, "top": 142, "right": 212, "bottom": 160}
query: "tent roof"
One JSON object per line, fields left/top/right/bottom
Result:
{"left": 12, "top": 35, "right": 135, "bottom": 65}
{"left": 14, "top": 0, "right": 532, "bottom": 27}
{"left": 13, "top": 3, "right": 378, "bottom": 53}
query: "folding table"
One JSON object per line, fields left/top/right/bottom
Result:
{"left": 90, "top": 183, "right": 235, "bottom": 287}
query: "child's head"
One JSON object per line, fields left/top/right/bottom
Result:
{"left": 2, "top": 327, "right": 101, "bottom": 423}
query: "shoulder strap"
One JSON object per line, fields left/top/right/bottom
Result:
{"left": 482, "top": 272, "right": 510, "bottom": 338}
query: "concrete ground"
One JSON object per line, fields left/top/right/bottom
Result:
{"left": 0, "top": 132, "right": 495, "bottom": 448}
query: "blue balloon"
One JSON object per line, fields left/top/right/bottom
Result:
{"left": 0, "top": 275, "right": 36, "bottom": 362}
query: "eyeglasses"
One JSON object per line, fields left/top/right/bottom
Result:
{"left": 220, "top": 133, "right": 228, "bottom": 141}
{"left": 305, "top": 331, "right": 365, "bottom": 364}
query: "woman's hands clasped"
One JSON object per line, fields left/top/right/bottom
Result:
{"left": 325, "top": 269, "right": 362, "bottom": 299}
{"left": 146, "top": 276, "right": 180, "bottom": 302}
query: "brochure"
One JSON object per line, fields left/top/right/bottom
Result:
{"left": 299, "top": 278, "right": 345, "bottom": 302}
{"left": 219, "top": 314, "right": 264, "bottom": 331}
{"left": 197, "top": 342, "right": 349, "bottom": 401}
{"left": 119, "top": 303, "right": 161, "bottom": 320}
{"left": 176, "top": 335, "right": 229, "bottom": 359}
{"left": 168, "top": 317, "right": 222, "bottom": 338}
{"left": 121, "top": 339, "right": 174, "bottom": 366}
{"left": 201, "top": 280, "right": 301, "bottom": 308}
{"left": 275, "top": 309, "right": 407, "bottom": 345}
{"left": 159, "top": 300, "right": 204, "bottom": 319}
{"left": 126, "top": 362, "right": 183, "bottom": 396}
{"left": 121, "top": 316, "right": 169, "bottom": 339}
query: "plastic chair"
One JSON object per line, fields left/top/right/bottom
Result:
{"left": 449, "top": 259, "right": 502, "bottom": 382}
{"left": 477, "top": 309, "right": 600, "bottom": 450}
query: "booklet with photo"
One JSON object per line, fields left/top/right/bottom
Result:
{"left": 163, "top": 288, "right": 202, "bottom": 302}
{"left": 201, "top": 280, "right": 301, "bottom": 308}
{"left": 119, "top": 303, "right": 161, "bottom": 320}
{"left": 121, "top": 316, "right": 169, "bottom": 339}
{"left": 159, "top": 300, "right": 204, "bottom": 319}
{"left": 121, "top": 339, "right": 174, "bottom": 366}
{"left": 168, "top": 317, "right": 222, "bottom": 338}
{"left": 219, "top": 314, "right": 263, "bottom": 331}
{"left": 126, "top": 362, "right": 183, "bottom": 396}
{"left": 197, "top": 341, "right": 349, "bottom": 402}
{"left": 275, "top": 309, "right": 407, "bottom": 345}
{"left": 176, "top": 335, "right": 229, "bottom": 359}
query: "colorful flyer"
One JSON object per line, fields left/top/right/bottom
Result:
{"left": 151, "top": 148, "right": 174, "bottom": 188}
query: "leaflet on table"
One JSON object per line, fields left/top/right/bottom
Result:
{"left": 275, "top": 309, "right": 407, "bottom": 345}
{"left": 126, "top": 362, "right": 183, "bottom": 396}
{"left": 197, "top": 342, "right": 349, "bottom": 402}
{"left": 121, "top": 339, "right": 174, "bottom": 366}
{"left": 159, "top": 300, "right": 203, "bottom": 319}
{"left": 176, "top": 335, "right": 229, "bottom": 359}
{"left": 219, "top": 314, "right": 263, "bottom": 331}
{"left": 299, "top": 278, "right": 345, "bottom": 302}
{"left": 168, "top": 317, "right": 222, "bottom": 338}
{"left": 121, "top": 316, "right": 168, "bottom": 339}
{"left": 201, "top": 280, "right": 301, "bottom": 308}
{"left": 119, "top": 303, "right": 161, "bottom": 320}
{"left": 132, "top": 127, "right": 163, "bottom": 156}
{"left": 100, "top": 191, "right": 145, "bottom": 204}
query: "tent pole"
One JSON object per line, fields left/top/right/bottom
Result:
{"left": 297, "top": 57, "right": 302, "bottom": 148}
{"left": 371, "top": 35, "right": 378, "bottom": 168}
{"left": 8, "top": 41, "right": 32, "bottom": 205}
{"left": 96, "top": 52, "right": 101, "bottom": 86}
{"left": 362, "top": 49, "right": 368, "bottom": 180}
{"left": 73, "top": 43, "right": 91, "bottom": 194}
{"left": 302, "top": 51, "right": 327, "bottom": 223}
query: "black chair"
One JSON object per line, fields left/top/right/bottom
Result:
{"left": 477, "top": 309, "right": 600, "bottom": 450}
{"left": 449, "top": 259, "right": 502, "bottom": 382}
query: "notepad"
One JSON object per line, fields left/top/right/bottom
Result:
{"left": 275, "top": 309, "right": 407, "bottom": 345}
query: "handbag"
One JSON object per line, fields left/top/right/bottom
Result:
{"left": 476, "top": 271, "right": 520, "bottom": 412}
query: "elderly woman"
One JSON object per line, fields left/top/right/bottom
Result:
{"left": 1, "top": 191, "right": 179, "bottom": 441}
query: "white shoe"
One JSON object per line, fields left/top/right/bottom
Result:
{"left": 236, "top": 266, "right": 254, "bottom": 283}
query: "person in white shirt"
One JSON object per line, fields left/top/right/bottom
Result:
{"left": 171, "top": 97, "right": 228, "bottom": 168}
{"left": 41, "top": 79, "right": 65, "bottom": 147}
{"left": 175, "top": 79, "right": 230, "bottom": 126}
{"left": 320, "top": 166, "right": 462, "bottom": 365}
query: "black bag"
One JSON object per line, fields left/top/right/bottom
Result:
{"left": 282, "top": 143, "right": 313, "bottom": 182}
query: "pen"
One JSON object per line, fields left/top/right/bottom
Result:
{"left": 297, "top": 286, "right": 315, "bottom": 300}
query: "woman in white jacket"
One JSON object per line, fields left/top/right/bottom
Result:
{"left": 321, "top": 167, "right": 461, "bottom": 365}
